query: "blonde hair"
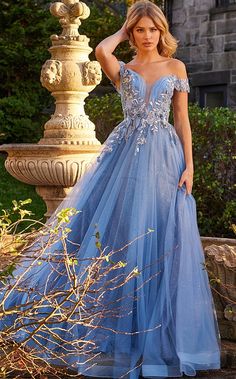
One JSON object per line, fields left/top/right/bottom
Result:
{"left": 126, "top": 0, "right": 178, "bottom": 58}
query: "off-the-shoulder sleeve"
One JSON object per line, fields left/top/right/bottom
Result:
{"left": 110, "top": 61, "right": 125, "bottom": 94}
{"left": 174, "top": 77, "right": 190, "bottom": 93}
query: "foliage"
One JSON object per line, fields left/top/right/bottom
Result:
{"left": 85, "top": 93, "right": 236, "bottom": 238}
{"left": 0, "top": 0, "right": 59, "bottom": 144}
{"left": 0, "top": 155, "right": 46, "bottom": 224}
{"left": 187, "top": 105, "right": 235, "bottom": 237}
{"left": 0, "top": 96, "right": 47, "bottom": 143}
{"left": 86, "top": 93, "right": 123, "bottom": 142}
{"left": 0, "top": 198, "right": 34, "bottom": 284}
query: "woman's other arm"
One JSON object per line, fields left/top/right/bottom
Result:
{"left": 172, "top": 60, "right": 194, "bottom": 195}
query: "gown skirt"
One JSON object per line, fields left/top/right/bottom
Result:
{"left": 0, "top": 61, "right": 221, "bottom": 378}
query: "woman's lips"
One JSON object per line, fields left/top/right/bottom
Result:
{"left": 143, "top": 43, "right": 152, "bottom": 46}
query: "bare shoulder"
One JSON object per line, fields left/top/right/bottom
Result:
{"left": 169, "top": 58, "right": 188, "bottom": 78}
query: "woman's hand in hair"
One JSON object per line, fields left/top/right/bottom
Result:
{"left": 120, "top": 20, "right": 129, "bottom": 41}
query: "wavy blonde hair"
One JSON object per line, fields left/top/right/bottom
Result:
{"left": 126, "top": 0, "right": 178, "bottom": 58}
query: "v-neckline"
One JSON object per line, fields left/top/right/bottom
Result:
{"left": 123, "top": 65, "right": 176, "bottom": 105}
{"left": 123, "top": 65, "right": 176, "bottom": 88}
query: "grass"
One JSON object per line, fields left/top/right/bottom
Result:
{"left": 0, "top": 154, "right": 46, "bottom": 224}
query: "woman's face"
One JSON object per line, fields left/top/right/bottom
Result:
{"left": 131, "top": 16, "right": 161, "bottom": 52}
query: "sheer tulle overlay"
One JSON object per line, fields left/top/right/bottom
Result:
{"left": 0, "top": 61, "right": 220, "bottom": 378}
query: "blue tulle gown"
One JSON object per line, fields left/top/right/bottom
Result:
{"left": 0, "top": 61, "right": 221, "bottom": 378}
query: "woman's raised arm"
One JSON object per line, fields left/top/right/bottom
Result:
{"left": 95, "top": 22, "right": 128, "bottom": 87}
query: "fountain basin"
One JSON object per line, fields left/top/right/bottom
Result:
{"left": 0, "top": 143, "right": 101, "bottom": 217}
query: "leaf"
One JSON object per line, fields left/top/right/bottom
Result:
{"left": 19, "top": 209, "right": 33, "bottom": 219}
{"left": 95, "top": 241, "right": 101, "bottom": 249}
{"left": 118, "top": 260, "right": 127, "bottom": 268}
{"left": 12, "top": 200, "right": 18, "bottom": 210}
{"left": 132, "top": 267, "right": 140, "bottom": 276}
{"left": 19, "top": 198, "right": 32, "bottom": 205}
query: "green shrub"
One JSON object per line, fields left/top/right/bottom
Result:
{"left": 86, "top": 93, "right": 123, "bottom": 143}
{"left": 0, "top": 0, "right": 59, "bottom": 144}
{"left": 0, "top": 96, "right": 46, "bottom": 143}
{"left": 85, "top": 93, "right": 236, "bottom": 238}
{"left": 186, "top": 105, "right": 235, "bottom": 238}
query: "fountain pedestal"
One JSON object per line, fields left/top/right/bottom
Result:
{"left": 0, "top": 0, "right": 102, "bottom": 218}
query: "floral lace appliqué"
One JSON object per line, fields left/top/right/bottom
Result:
{"left": 99, "top": 62, "right": 190, "bottom": 158}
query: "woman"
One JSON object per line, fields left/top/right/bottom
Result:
{"left": 0, "top": 1, "right": 220, "bottom": 378}
{"left": 91, "top": 2, "right": 221, "bottom": 376}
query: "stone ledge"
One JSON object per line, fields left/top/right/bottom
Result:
{"left": 187, "top": 62, "right": 213, "bottom": 74}
{"left": 0, "top": 143, "right": 101, "bottom": 154}
{"left": 201, "top": 236, "right": 236, "bottom": 248}
{"left": 210, "top": 4, "right": 236, "bottom": 16}
{"left": 190, "top": 70, "right": 231, "bottom": 86}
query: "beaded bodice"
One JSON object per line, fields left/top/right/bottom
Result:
{"left": 99, "top": 60, "right": 190, "bottom": 157}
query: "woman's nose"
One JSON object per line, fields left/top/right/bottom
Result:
{"left": 144, "top": 31, "right": 152, "bottom": 39}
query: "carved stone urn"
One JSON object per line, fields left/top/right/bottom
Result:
{"left": 0, "top": 0, "right": 102, "bottom": 218}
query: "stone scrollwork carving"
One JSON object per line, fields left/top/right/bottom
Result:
{"left": 83, "top": 61, "right": 102, "bottom": 86}
{"left": 44, "top": 114, "right": 94, "bottom": 130}
{"left": 50, "top": 0, "right": 90, "bottom": 38}
{"left": 40, "top": 60, "right": 62, "bottom": 90}
{"left": 205, "top": 244, "right": 236, "bottom": 341}
{"left": 224, "top": 304, "right": 236, "bottom": 322}
{"left": 5, "top": 156, "right": 89, "bottom": 187}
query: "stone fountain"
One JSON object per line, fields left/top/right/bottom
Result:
{"left": 0, "top": 0, "right": 102, "bottom": 218}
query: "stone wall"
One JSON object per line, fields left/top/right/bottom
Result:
{"left": 171, "top": 0, "right": 236, "bottom": 109}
